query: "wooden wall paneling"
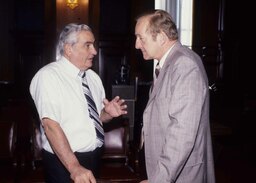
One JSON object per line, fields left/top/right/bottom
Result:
{"left": 44, "top": 0, "right": 57, "bottom": 64}
{"left": 89, "top": 0, "right": 100, "bottom": 74}
{"left": 98, "top": 41, "right": 130, "bottom": 99}
{"left": 193, "top": 0, "right": 220, "bottom": 85}
{"left": 56, "top": 0, "right": 89, "bottom": 34}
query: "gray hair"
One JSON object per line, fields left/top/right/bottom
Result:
{"left": 56, "top": 23, "right": 92, "bottom": 60}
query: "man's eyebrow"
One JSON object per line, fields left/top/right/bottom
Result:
{"left": 84, "top": 41, "right": 94, "bottom": 44}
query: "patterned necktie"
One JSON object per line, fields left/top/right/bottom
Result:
{"left": 155, "top": 62, "right": 160, "bottom": 78}
{"left": 152, "top": 62, "right": 160, "bottom": 91}
{"left": 80, "top": 71, "right": 104, "bottom": 146}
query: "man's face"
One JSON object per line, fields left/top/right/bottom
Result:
{"left": 67, "top": 30, "right": 97, "bottom": 70}
{"left": 135, "top": 17, "right": 160, "bottom": 60}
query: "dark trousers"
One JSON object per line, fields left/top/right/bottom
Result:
{"left": 42, "top": 147, "right": 103, "bottom": 183}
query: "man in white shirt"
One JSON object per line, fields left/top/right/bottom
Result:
{"left": 30, "top": 23, "right": 127, "bottom": 183}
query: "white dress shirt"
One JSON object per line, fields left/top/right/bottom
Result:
{"left": 30, "top": 56, "right": 105, "bottom": 153}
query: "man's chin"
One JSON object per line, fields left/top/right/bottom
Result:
{"left": 85, "top": 60, "right": 93, "bottom": 66}
{"left": 143, "top": 55, "right": 152, "bottom": 60}
{"left": 82, "top": 63, "right": 92, "bottom": 70}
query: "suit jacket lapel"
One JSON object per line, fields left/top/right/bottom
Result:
{"left": 145, "top": 42, "right": 182, "bottom": 109}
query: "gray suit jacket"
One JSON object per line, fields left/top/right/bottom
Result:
{"left": 142, "top": 42, "right": 215, "bottom": 183}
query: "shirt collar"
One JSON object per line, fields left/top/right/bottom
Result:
{"left": 158, "top": 43, "right": 175, "bottom": 68}
{"left": 59, "top": 56, "right": 81, "bottom": 78}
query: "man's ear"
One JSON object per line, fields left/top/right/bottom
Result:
{"left": 157, "top": 31, "right": 168, "bottom": 45}
{"left": 64, "top": 44, "right": 72, "bottom": 57}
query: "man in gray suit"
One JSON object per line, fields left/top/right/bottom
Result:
{"left": 135, "top": 10, "right": 215, "bottom": 183}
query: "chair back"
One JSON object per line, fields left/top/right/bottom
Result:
{"left": 102, "top": 117, "right": 129, "bottom": 163}
{"left": 30, "top": 121, "right": 43, "bottom": 169}
{"left": 0, "top": 121, "right": 17, "bottom": 162}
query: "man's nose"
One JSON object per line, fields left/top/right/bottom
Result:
{"left": 135, "top": 38, "right": 141, "bottom": 49}
{"left": 91, "top": 47, "right": 97, "bottom": 55}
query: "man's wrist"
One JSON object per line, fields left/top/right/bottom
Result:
{"left": 101, "top": 108, "right": 112, "bottom": 122}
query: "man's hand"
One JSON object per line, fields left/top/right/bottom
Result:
{"left": 70, "top": 165, "right": 96, "bottom": 183}
{"left": 100, "top": 96, "right": 127, "bottom": 122}
{"left": 104, "top": 96, "right": 127, "bottom": 117}
{"left": 140, "top": 180, "right": 148, "bottom": 183}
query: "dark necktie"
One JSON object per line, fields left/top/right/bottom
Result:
{"left": 152, "top": 62, "right": 160, "bottom": 91}
{"left": 155, "top": 62, "right": 160, "bottom": 78}
{"left": 80, "top": 71, "right": 104, "bottom": 146}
